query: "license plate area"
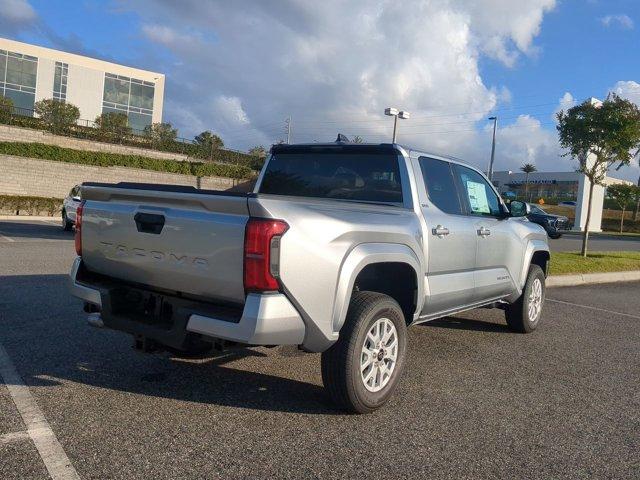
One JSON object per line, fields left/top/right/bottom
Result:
{"left": 109, "top": 287, "right": 175, "bottom": 330}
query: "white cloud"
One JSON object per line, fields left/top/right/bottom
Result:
{"left": 0, "top": 0, "right": 37, "bottom": 34}
{"left": 116, "top": 0, "right": 557, "bottom": 150}
{"left": 0, "top": 0, "right": 36, "bottom": 22}
{"left": 609, "top": 81, "right": 640, "bottom": 105}
{"left": 212, "top": 96, "right": 249, "bottom": 126}
{"left": 600, "top": 14, "right": 634, "bottom": 30}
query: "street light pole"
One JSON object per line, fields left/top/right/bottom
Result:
{"left": 488, "top": 116, "right": 497, "bottom": 181}
{"left": 385, "top": 107, "right": 410, "bottom": 143}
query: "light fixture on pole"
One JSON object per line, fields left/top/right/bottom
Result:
{"left": 487, "top": 116, "right": 498, "bottom": 181}
{"left": 385, "top": 107, "right": 410, "bottom": 143}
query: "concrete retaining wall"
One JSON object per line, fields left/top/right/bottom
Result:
{"left": 0, "top": 154, "right": 235, "bottom": 199}
{"left": 0, "top": 124, "right": 190, "bottom": 162}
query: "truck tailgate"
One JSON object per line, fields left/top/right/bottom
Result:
{"left": 80, "top": 183, "right": 249, "bottom": 305}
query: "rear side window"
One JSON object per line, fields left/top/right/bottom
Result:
{"left": 260, "top": 152, "right": 403, "bottom": 205}
{"left": 419, "top": 157, "right": 462, "bottom": 215}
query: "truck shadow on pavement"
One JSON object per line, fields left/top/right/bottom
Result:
{"left": 423, "top": 316, "right": 510, "bottom": 333}
{"left": 0, "top": 219, "right": 72, "bottom": 241}
{"left": 1, "top": 274, "right": 340, "bottom": 416}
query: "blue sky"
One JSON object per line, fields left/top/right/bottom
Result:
{"left": 2, "top": 0, "right": 639, "bottom": 180}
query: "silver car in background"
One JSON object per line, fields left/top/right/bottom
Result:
{"left": 62, "top": 184, "right": 81, "bottom": 231}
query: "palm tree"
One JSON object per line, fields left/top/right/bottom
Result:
{"left": 520, "top": 163, "right": 537, "bottom": 201}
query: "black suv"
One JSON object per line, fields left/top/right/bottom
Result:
{"left": 527, "top": 203, "right": 570, "bottom": 239}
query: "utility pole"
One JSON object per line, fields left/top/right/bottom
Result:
{"left": 285, "top": 116, "right": 291, "bottom": 144}
{"left": 487, "top": 116, "right": 498, "bottom": 181}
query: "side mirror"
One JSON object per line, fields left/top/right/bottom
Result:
{"left": 72, "top": 196, "right": 81, "bottom": 202}
{"left": 509, "top": 200, "right": 530, "bottom": 217}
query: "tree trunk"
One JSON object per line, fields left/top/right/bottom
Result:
{"left": 581, "top": 181, "right": 595, "bottom": 257}
{"left": 620, "top": 207, "right": 626, "bottom": 233}
{"left": 524, "top": 173, "right": 529, "bottom": 201}
{"left": 635, "top": 196, "right": 640, "bottom": 221}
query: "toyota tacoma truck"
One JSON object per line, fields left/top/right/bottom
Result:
{"left": 69, "top": 142, "right": 550, "bottom": 413}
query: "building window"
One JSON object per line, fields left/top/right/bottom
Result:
{"left": 53, "top": 61, "right": 68, "bottom": 102}
{"left": 0, "top": 49, "right": 38, "bottom": 114}
{"left": 102, "top": 73, "right": 154, "bottom": 132}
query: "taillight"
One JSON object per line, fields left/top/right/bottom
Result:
{"left": 244, "top": 218, "right": 289, "bottom": 292}
{"left": 74, "top": 200, "right": 85, "bottom": 256}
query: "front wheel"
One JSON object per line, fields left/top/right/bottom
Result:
{"left": 505, "top": 265, "right": 546, "bottom": 333}
{"left": 62, "top": 210, "right": 73, "bottom": 231}
{"left": 321, "top": 291, "right": 407, "bottom": 414}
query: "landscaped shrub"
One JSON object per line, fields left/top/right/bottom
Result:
{"left": 0, "top": 195, "right": 61, "bottom": 216}
{"left": 0, "top": 142, "right": 254, "bottom": 179}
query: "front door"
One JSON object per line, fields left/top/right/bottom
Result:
{"left": 452, "top": 164, "right": 517, "bottom": 300}
{"left": 413, "top": 157, "right": 478, "bottom": 316}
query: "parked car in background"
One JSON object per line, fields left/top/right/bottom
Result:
{"left": 62, "top": 185, "right": 82, "bottom": 231}
{"left": 69, "top": 143, "right": 550, "bottom": 413}
{"left": 558, "top": 201, "right": 577, "bottom": 208}
{"left": 527, "top": 203, "right": 570, "bottom": 239}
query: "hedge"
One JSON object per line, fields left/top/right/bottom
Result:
{"left": 0, "top": 195, "right": 61, "bottom": 216}
{"left": 0, "top": 113, "right": 259, "bottom": 167}
{"left": 0, "top": 142, "right": 253, "bottom": 180}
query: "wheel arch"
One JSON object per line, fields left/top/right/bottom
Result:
{"left": 332, "top": 243, "right": 423, "bottom": 334}
{"left": 520, "top": 240, "right": 550, "bottom": 289}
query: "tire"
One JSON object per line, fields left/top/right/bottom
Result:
{"left": 62, "top": 210, "right": 73, "bottom": 231}
{"left": 548, "top": 232, "right": 562, "bottom": 239}
{"left": 321, "top": 291, "right": 407, "bottom": 414}
{"left": 505, "top": 265, "right": 546, "bottom": 333}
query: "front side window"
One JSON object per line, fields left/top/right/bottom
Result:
{"left": 260, "top": 151, "right": 404, "bottom": 205}
{"left": 453, "top": 164, "right": 502, "bottom": 217}
{"left": 418, "top": 157, "right": 462, "bottom": 215}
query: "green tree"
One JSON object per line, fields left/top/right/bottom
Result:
{"left": 144, "top": 122, "right": 177, "bottom": 149}
{"left": 557, "top": 94, "right": 640, "bottom": 256}
{"left": 94, "top": 112, "right": 131, "bottom": 141}
{"left": 248, "top": 145, "right": 267, "bottom": 158}
{"left": 248, "top": 145, "right": 267, "bottom": 170}
{"left": 607, "top": 184, "right": 637, "bottom": 232}
{"left": 0, "top": 96, "right": 13, "bottom": 123}
{"left": 520, "top": 163, "right": 537, "bottom": 201}
{"left": 194, "top": 130, "right": 224, "bottom": 159}
{"left": 34, "top": 98, "right": 80, "bottom": 134}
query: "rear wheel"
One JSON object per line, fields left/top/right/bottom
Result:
{"left": 505, "top": 265, "right": 545, "bottom": 333}
{"left": 321, "top": 291, "right": 407, "bottom": 414}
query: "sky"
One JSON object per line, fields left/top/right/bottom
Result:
{"left": 1, "top": 0, "right": 639, "bottom": 181}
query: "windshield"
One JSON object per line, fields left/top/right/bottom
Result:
{"left": 529, "top": 204, "right": 547, "bottom": 215}
{"left": 259, "top": 152, "right": 404, "bottom": 205}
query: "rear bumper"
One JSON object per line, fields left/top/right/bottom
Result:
{"left": 68, "top": 257, "right": 305, "bottom": 347}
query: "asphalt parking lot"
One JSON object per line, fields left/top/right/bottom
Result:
{"left": 1, "top": 218, "right": 639, "bottom": 479}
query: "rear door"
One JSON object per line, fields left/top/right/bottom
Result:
{"left": 452, "top": 164, "right": 519, "bottom": 300}
{"left": 413, "top": 157, "right": 478, "bottom": 315}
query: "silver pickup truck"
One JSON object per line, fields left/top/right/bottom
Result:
{"left": 69, "top": 142, "right": 549, "bottom": 413}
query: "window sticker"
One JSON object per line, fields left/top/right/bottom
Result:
{"left": 465, "top": 180, "right": 490, "bottom": 214}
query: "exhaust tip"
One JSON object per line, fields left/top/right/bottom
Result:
{"left": 87, "top": 312, "right": 104, "bottom": 328}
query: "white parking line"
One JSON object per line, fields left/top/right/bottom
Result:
{"left": 0, "top": 232, "right": 15, "bottom": 242}
{"left": 0, "top": 343, "right": 80, "bottom": 480}
{"left": 547, "top": 298, "right": 640, "bottom": 320}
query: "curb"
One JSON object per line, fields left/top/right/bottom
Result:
{"left": 0, "top": 215, "right": 58, "bottom": 221}
{"left": 547, "top": 270, "right": 640, "bottom": 287}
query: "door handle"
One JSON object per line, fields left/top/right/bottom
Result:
{"left": 432, "top": 225, "right": 450, "bottom": 237}
{"left": 477, "top": 226, "right": 491, "bottom": 237}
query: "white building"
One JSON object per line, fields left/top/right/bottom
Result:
{"left": 0, "top": 38, "right": 164, "bottom": 132}
{"left": 492, "top": 170, "right": 634, "bottom": 232}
